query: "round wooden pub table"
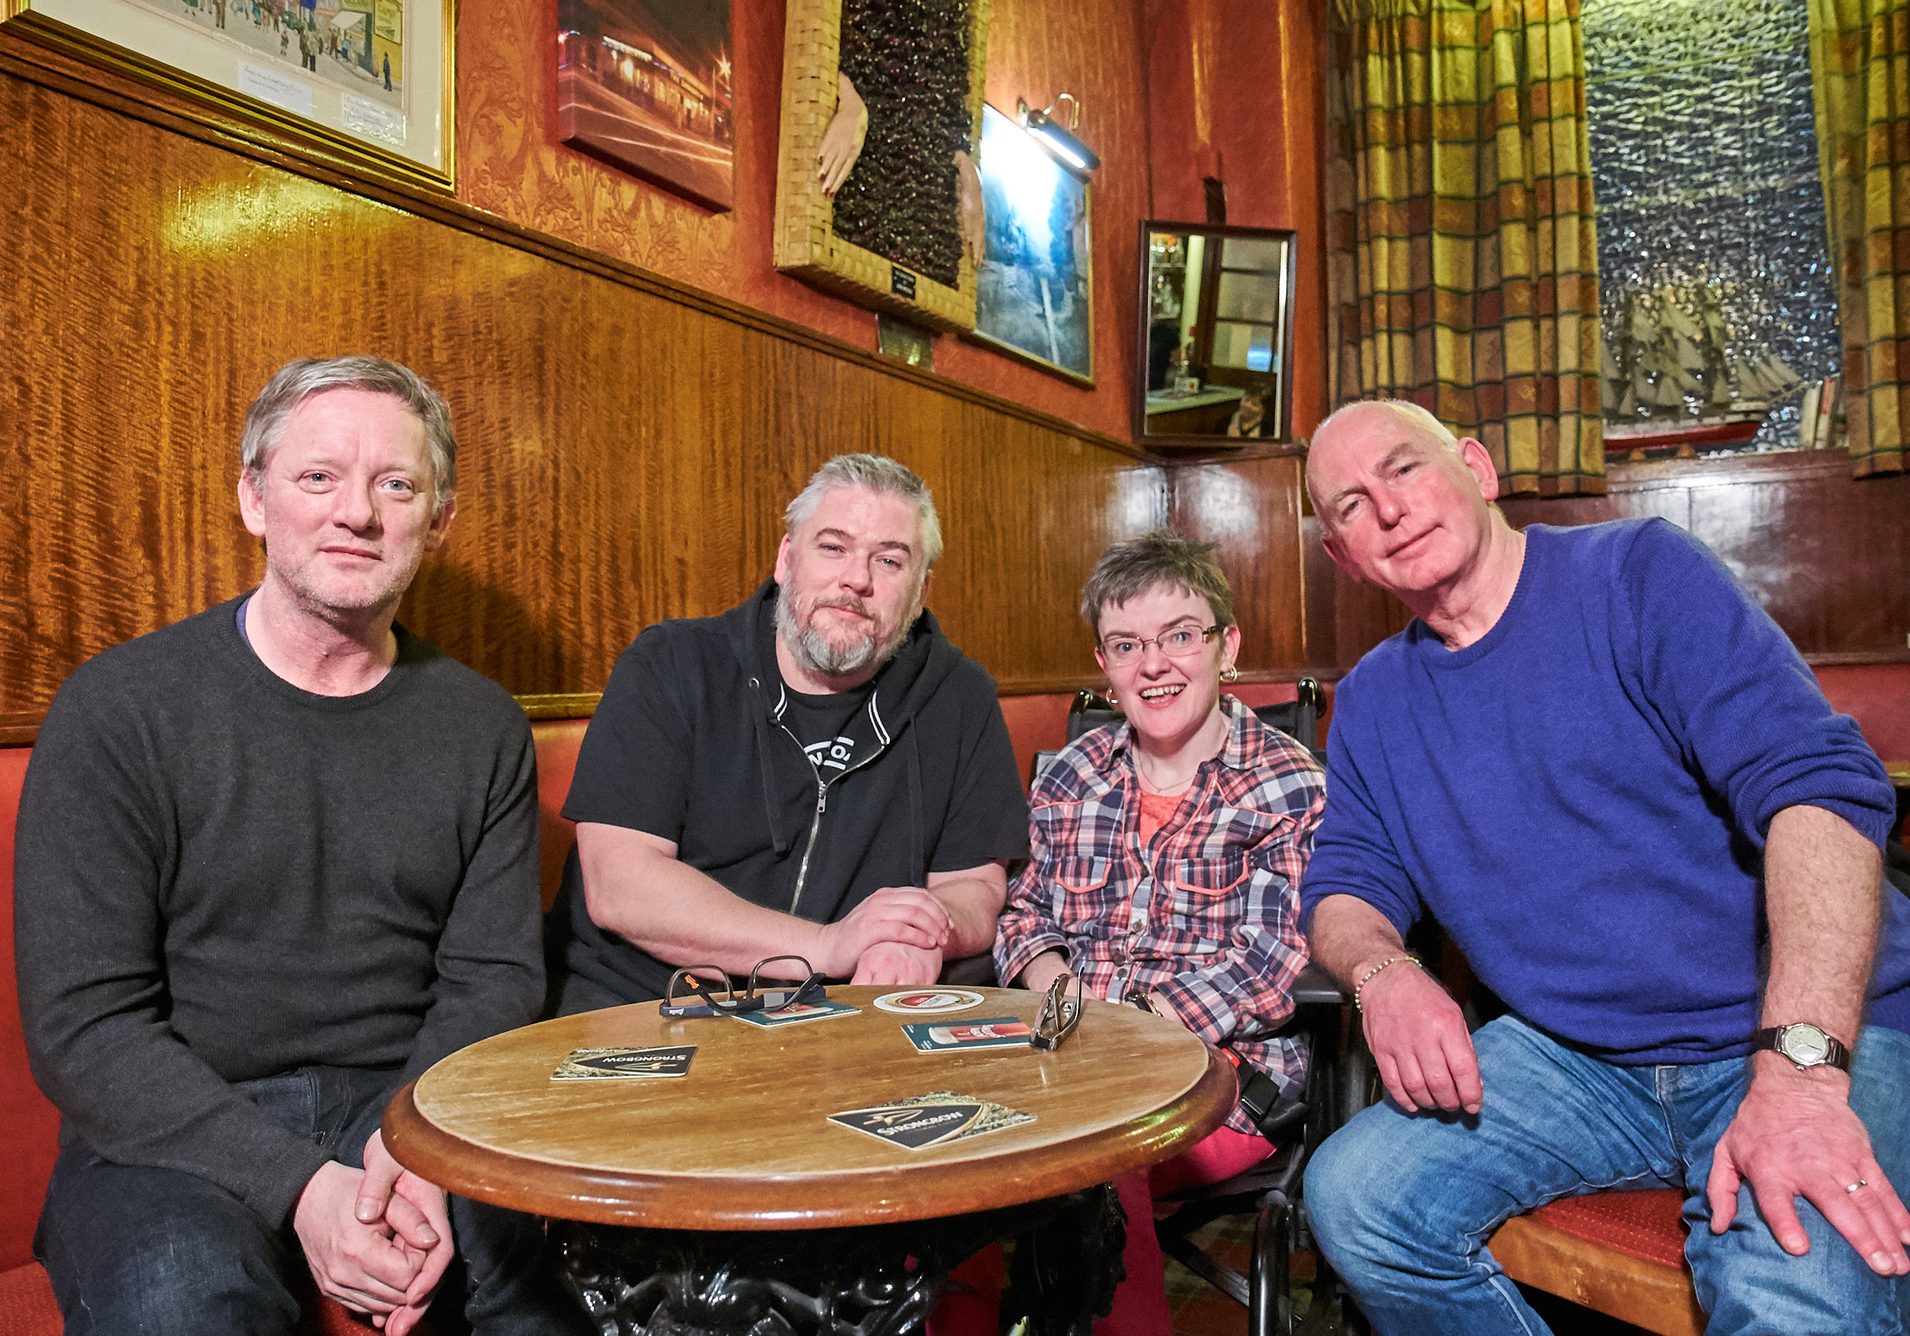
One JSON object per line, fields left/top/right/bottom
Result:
{"left": 385, "top": 985, "right": 1236, "bottom": 1335}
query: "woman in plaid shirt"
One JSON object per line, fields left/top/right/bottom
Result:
{"left": 995, "top": 528, "right": 1327, "bottom": 1335}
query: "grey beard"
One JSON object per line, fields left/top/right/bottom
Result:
{"left": 776, "top": 594, "right": 885, "bottom": 678}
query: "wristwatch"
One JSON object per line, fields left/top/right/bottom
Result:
{"left": 1750, "top": 1022, "right": 1852, "bottom": 1072}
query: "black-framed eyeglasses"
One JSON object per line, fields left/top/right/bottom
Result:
{"left": 662, "top": 955, "right": 827, "bottom": 1018}
{"left": 1097, "top": 624, "right": 1222, "bottom": 667}
{"left": 1031, "top": 972, "right": 1084, "bottom": 1051}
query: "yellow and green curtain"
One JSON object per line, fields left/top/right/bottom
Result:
{"left": 1811, "top": 0, "right": 1909, "bottom": 477}
{"left": 1327, "top": 0, "right": 1604, "bottom": 495}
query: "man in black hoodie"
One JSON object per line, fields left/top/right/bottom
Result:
{"left": 550, "top": 454, "right": 1029, "bottom": 1011}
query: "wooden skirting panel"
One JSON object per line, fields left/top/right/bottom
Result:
{"left": 0, "top": 58, "right": 1166, "bottom": 719}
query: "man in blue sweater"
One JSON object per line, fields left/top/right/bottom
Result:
{"left": 1298, "top": 399, "right": 1910, "bottom": 1333}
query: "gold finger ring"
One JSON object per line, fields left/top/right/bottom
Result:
{"left": 1846, "top": 1179, "right": 1867, "bottom": 1193}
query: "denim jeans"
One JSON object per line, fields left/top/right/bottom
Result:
{"left": 1305, "top": 1016, "right": 1910, "bottom": 1336}
{"left": 35, "top": 1066, "right": 587, "bottom": 1336}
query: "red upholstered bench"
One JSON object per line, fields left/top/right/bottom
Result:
{"left": 0, "top": 742, "right": 65, "bottom": 1334}
{"left": 1490, "top": 1188, "right": 1702, "bottom": 1335}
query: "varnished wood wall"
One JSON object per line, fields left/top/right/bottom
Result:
{"left": 1497, "top": 451, "right": 1910, "bottom": 663}
{"left": 0, "top": 54, "right": 1166, "bottom": 732}
{"left": 457, "top": 0, "right": 1158, "bottom": 440}
{"left": 1167, "top": 454, "right": 1319, "bottom": 673}
{"left": 1184, "top": 447, "right": 1910, "bottom": 678}
{"left": 6, "top": 9, "right": 1901, "bottom": 738}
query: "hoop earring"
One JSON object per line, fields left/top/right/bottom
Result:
{"left": 1105, "top": 690, "right": 1119, "bottom": 707}
{"left": 1220, "top": 664, "right": 1240, "bottom": 684}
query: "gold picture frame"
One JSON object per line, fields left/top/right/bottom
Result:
{"left": 772, "top": 0, "right": 988, "bottom": 333}
{"left": 6, "top": 0, "right": 454, "bottom": 192}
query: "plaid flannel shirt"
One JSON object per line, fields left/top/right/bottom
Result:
{"left": 996, "top": 698, "right": 1325, "bottom": 1132}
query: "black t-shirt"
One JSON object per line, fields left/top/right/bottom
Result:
{"left": 782, "top": 681, "right": 870, "bottom": 777}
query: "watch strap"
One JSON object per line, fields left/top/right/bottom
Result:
{"left": 1750, "top": 1024, "right": 1852, "bottom": 1071}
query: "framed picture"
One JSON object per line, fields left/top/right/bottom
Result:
{"left": 970, "top": 103, "right": 1093, "bottom": 385}
{"left": 555, "top": 0, "right": 734, "bottom": 212}
{"left": 772, "top": 0, "right": 989, "bottom": 333}
{"left": 1135, "top": 222, "right": 1296, "bottom": 448}
{"left": 5, "top": 0, "right": 453, "bottom": 191}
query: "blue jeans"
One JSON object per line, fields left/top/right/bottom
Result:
{"left": 35, "top": 1066, "right": 587, "bottom": 1336}
{"left": 1305, "top": 1017, "right": 1910, "bottom": 1335}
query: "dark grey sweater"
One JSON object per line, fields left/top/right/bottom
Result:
{"left": 15, "top": 599, "right": 544, "bottom": 1227}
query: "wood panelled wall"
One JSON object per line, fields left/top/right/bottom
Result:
{"left": 6, "top": 7, "right": 1901, "bottom": 735}
{"left": 1497, "top": 451, "right": 1910, "bottom": 662}
{"left": 1185, "top": 448, "right": 1910, "bottom": 679}
{"left": 0, "top": 55, "right": 1168, "bottom": 732}
{"left": 1167, "top": 454, "right": 1320, "bottom": 672}
{"left": 457, "top": 0, "right": 1154, "bottom": 440}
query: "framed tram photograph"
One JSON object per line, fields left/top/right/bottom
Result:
{"left": 555, "top": 0, "right": 734, "bottom": 211}
{"left": 4, "top": 0, "right": 454, "bottom": 190}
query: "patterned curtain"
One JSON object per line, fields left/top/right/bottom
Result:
{"left": 1326, "top": 0, "right": 1605, "bottom": 495}
{"left": 1810, "top": 0, "right": 1909, "bottom": 477}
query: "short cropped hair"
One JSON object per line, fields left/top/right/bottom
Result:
{"left": 240, "top": 356, "right": 457, "bottom": 511}
{"left": 1079, "top": 528, "right": 1235, "bottom": 635}
{"left": 783, "top": 454, "right": 944, "bottom": 570}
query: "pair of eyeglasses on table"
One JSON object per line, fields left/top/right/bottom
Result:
{"left": 1031, "top": 971, "right": 1084, "bottom": 1051}
{"left": 662, "top": 955, "right": 827, "bottom": 1018}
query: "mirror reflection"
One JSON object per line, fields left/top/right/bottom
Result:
{"left": 1136, "top": 223, "right": 1296, "bottom": 447}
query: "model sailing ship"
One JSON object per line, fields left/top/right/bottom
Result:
{"left": 1603, "top": 277, "right": 1801, "bottom": 456}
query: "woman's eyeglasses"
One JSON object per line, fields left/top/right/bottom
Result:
{"left": 1097, "top": 624, "right": 1222, "bottom": 667}
{"left": 1031, "top": 972, "right": 1084, "bottom": 1051}
{"left": 662, "top": 955, "right": 826, "bottom": 1018}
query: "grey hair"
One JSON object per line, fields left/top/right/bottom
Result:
{"left": 783, "top": 454, "right": 944, "bottom": 569}
{"left": 240, "top": 356, "right": 457, "bottom": 511}
{"left": 1079, "top": 528, "right": 1235, "bottom": 635}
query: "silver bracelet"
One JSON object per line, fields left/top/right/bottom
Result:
{"left": 1353, "top": 953, "right": 1423, "bottom": 1014}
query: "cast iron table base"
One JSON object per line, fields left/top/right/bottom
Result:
{"left": 554, "top": 1184, "right": 1126, "bottom": 1336}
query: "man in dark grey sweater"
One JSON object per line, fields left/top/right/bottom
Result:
{"left": 15, "top": 358, "right": 582, "bottom": 1335}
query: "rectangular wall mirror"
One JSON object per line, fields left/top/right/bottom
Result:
{"left": 1135, "top": 222, "right": 1297, "bottom": 449}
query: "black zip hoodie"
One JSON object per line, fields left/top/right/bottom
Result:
{"left": 550, "top": 580, "right": 1028, "bottom": 1004}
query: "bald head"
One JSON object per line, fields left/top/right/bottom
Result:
{"left": 1306, "top": 400, "right": 1463, "bottom": 513}
{"left": 1302, "top": 398, "right": 1510, "bottom": 616}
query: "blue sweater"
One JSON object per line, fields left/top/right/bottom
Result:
{"left": 1300, "top": 520, "right": 1909, "bottom": 1063}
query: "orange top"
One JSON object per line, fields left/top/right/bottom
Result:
{"left": 1136, "top": 788, "right": 1183, "bottom": 844}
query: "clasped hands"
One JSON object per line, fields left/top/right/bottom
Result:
{"left": 1357, "top": 963, "right": 1910, "bottom": 1276}
{"left": 815, "top": 885, "right": 951, "bottom": 985}
{"left": 293, "top": 1128, "right": 452, "bottom": 1335}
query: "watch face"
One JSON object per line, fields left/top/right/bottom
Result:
{"left": 1779, "top": 1024, "right": 1831, "bottom": 1065}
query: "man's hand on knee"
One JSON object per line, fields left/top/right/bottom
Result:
{"left": 294, "top": 1160, "right": 425, "bottom": 1315}
{"left": 1359, "top": 960, "right": 1483, "bottom": 1115}
{"left": 1706, "top": 1063, "right": 1910, "bottom": 1276}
